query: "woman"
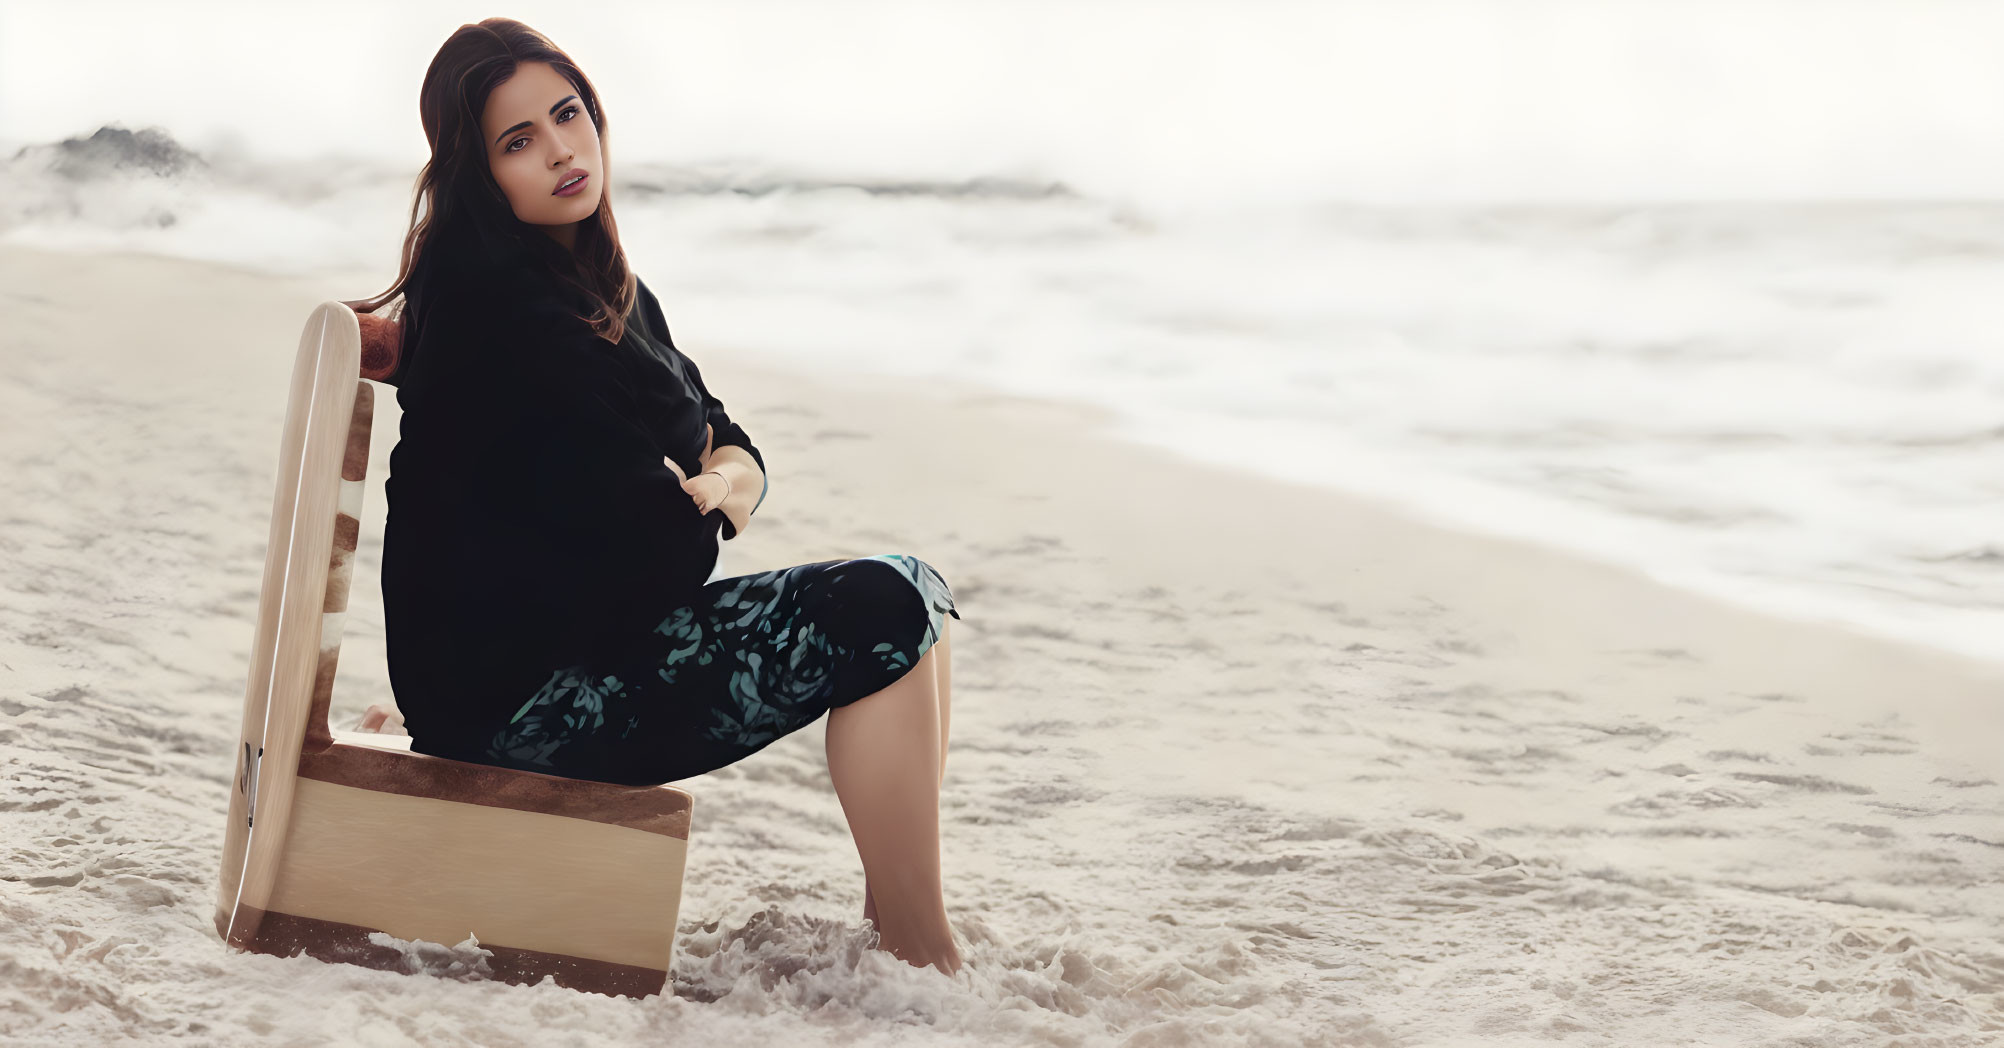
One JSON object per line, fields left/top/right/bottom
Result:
{"left": 342, "top": 18, "right": 965, "bottom": 976}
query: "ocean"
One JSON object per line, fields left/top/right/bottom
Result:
{"left": 4, "top": 125, "right": 1997, "bottom": 669}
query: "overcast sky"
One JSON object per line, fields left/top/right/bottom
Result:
{"left": 4, "top": 0, "right": 2002, "bottom": 208}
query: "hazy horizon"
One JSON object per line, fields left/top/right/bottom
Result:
{"left": 4, "top": 0, "right": 2003, "bottom": 217}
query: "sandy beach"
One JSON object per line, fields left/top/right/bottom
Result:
{"left": 4, "top": 242, "right": 2001, "bottom": 1045}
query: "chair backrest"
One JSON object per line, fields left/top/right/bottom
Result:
{"left": 214, "top": 299, "right": 699, "bottom": 993}
{"left": 216, "top": 298, "right": 398, "bottom": 934}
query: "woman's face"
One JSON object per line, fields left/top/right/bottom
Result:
{"left": 480, "top": 60, "right": 604, "bottom": 248}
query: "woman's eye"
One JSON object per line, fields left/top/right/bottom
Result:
{"left": 504, "top": 107, "right": 582, "bottom": 153}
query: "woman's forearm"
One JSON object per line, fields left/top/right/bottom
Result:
{"left": 701, "top": 444, "right": 764, "bottom": 538}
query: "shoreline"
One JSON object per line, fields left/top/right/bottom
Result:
{"left": 6, "top": 241, "right": 1999, "bottom": 783}
{"left": 688, "top": 339, "right": 2004, "bottom": 781}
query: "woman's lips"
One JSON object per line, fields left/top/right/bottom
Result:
{"left": 554, "top": 172, "right": 589, "bottom": 196}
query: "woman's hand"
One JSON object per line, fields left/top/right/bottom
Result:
{"left": 664, "top": 423, "right": 728, "bottom": 513}
{"left": 684, "top": 469, "right": 731, "bottom": 513}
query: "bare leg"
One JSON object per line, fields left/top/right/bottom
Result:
{"left": 936, "top": 616, "right": 953, "bottom": 778}
{"left": 827, "top": 639, "right": 962, "bottom": 976}
{"left": 863, "top": 617, "right": 951, "bottom": 931}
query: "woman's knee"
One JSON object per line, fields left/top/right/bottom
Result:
{"left": 840, "top": 555, "right": 933, "bottom": 609}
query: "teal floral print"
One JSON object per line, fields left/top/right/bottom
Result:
{"left": 479, "top": 554, "right": 960, "bottom": 785}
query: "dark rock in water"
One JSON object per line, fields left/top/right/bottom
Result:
{"left": 12, "top": 125, "right": 207, "bottom": 180}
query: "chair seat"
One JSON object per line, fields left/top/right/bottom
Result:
{"left": 224, "top": 736, "right": 694, "bottom": 997}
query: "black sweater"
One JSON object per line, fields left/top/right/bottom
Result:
{"left": 377, "top": 226, "right": 766, "bottom": 757}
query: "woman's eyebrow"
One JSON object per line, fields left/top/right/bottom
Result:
{"left": 493, "top": 94, "right": 580, "bottom": 147}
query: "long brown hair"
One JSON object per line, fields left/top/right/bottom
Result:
{"left": 344, "top": 17, "right": 635, "bottom": 343}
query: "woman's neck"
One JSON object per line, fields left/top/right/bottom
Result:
{"left": 539, "top": 222, "right": 578, "bottom": 253}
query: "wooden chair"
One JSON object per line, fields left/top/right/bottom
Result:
{"left": 212, "top": 297, "right": 695, "bottom": 999}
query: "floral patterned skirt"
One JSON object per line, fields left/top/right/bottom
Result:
{"left": 471, "top": 553, "right": 960, "bottom": 786}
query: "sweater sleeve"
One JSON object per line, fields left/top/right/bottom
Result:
{"left": 635, "top": 279, "right": 768, "bottom": 538}
{"left": 683, "top": 351, "right": 768, "bottom": 529}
